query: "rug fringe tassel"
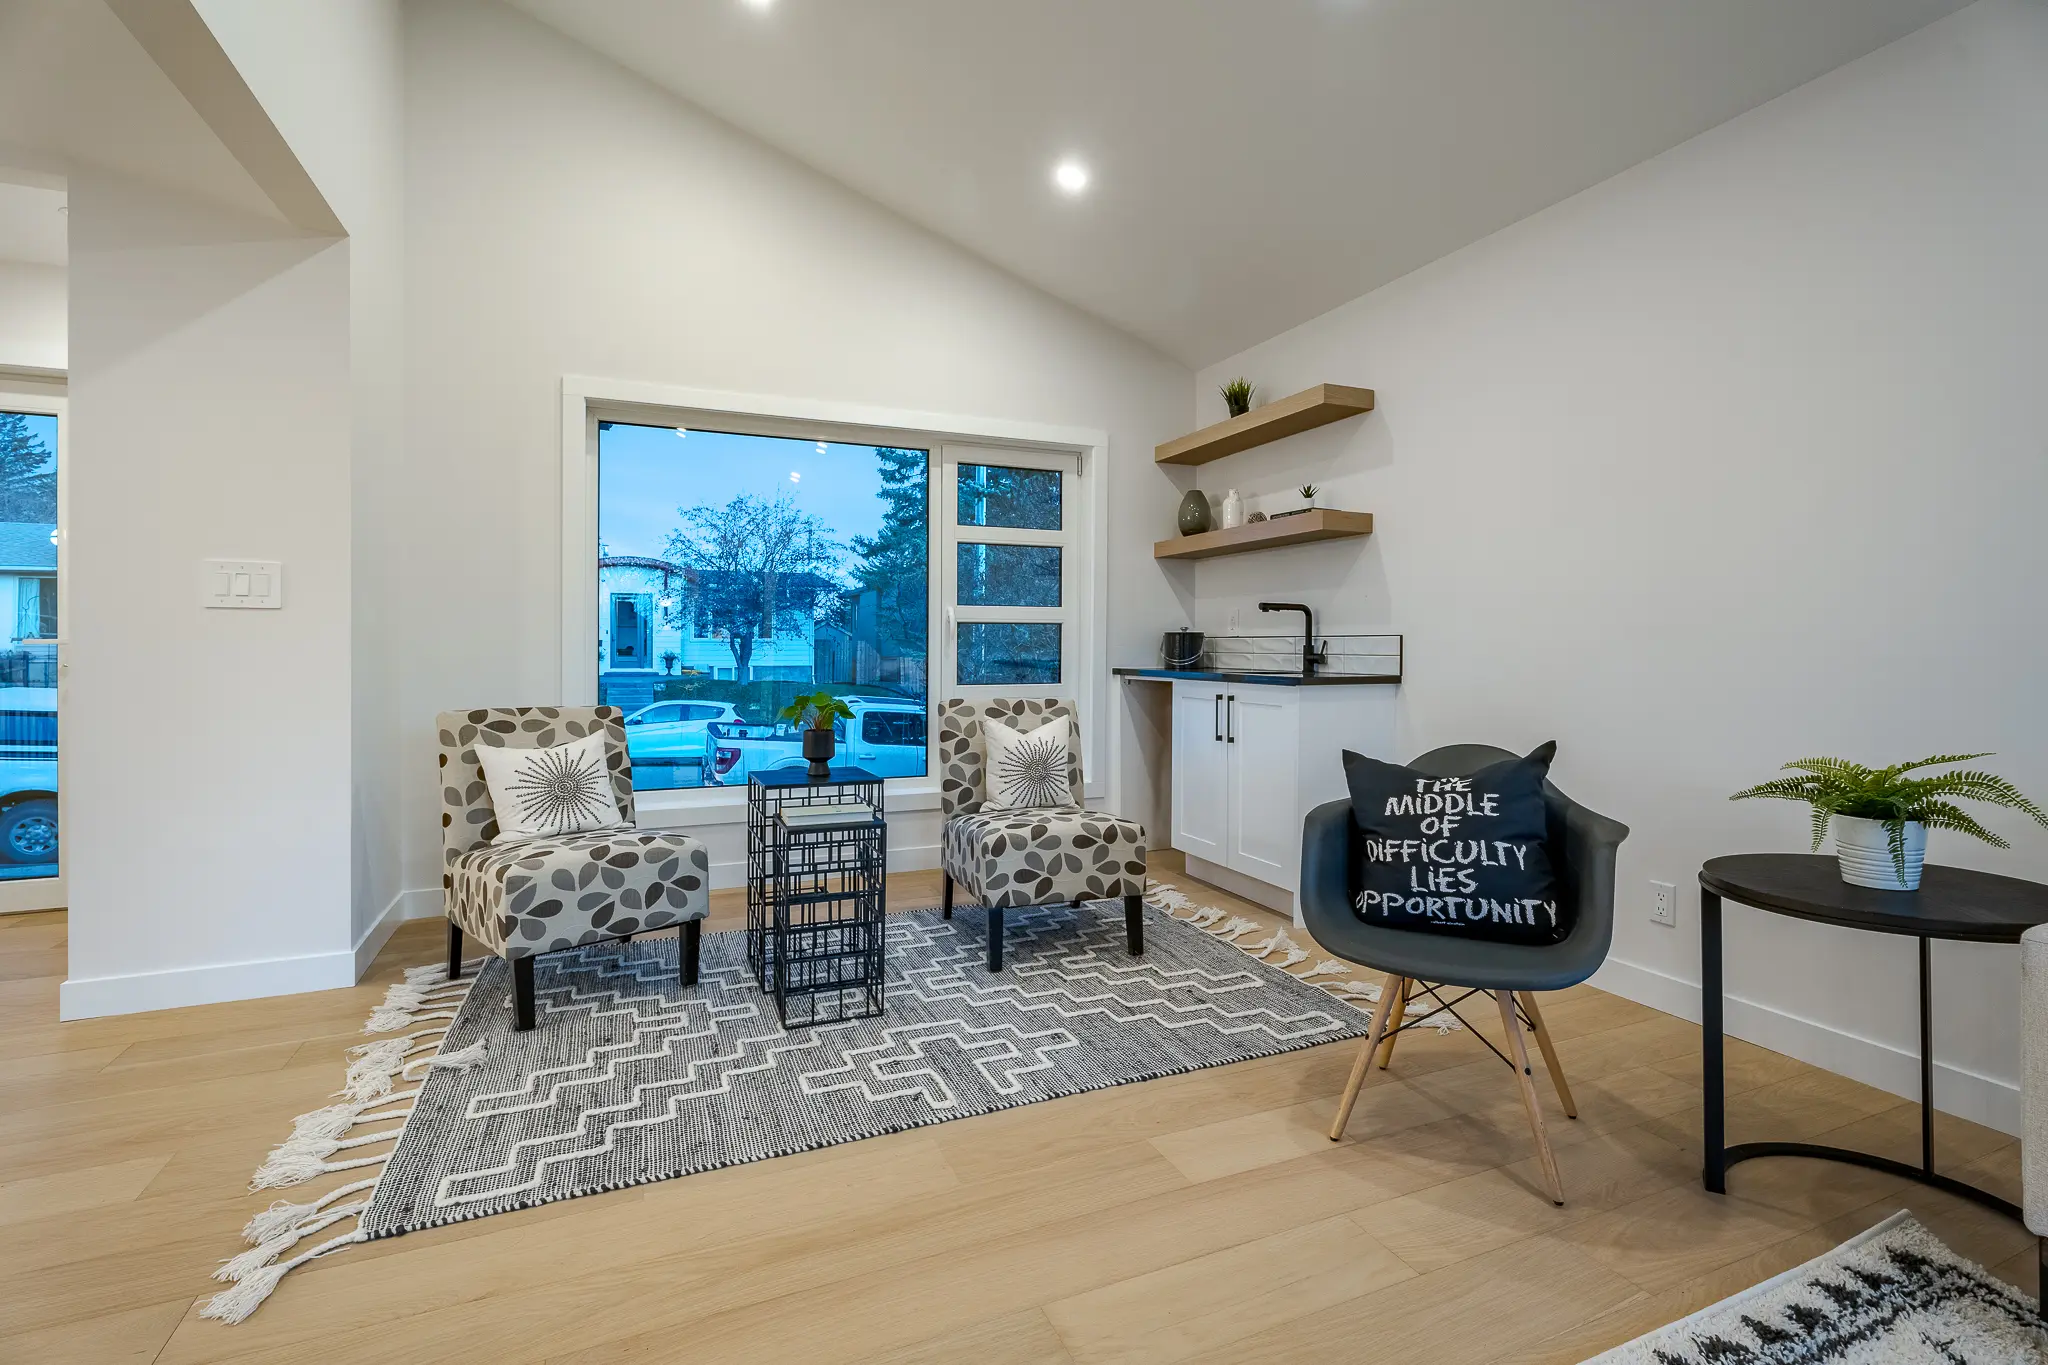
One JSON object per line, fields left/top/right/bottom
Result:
{"left": 214, "top": 1201, "right": 369, "bottom": 1281}
{"left": 1142, "top": 883, "right": 1464, "bottom": 1035}
{"left": 207, "top": 968, "right": 484, "bottom": 1320}
{"left": 241, "top": 1176, "right": 380, "bottom": 1245}
{"left": 199, "top": 1230, "right": 370, "bottom": 1324}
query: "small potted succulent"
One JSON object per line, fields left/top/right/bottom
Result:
{"left": 778, "top": 691, "right": 855, "bottom": 781}
{"left": 1220, "top": 378, "right": 1256, "bottom": 419}
{"left": 1731, "top": 753, "right": 2048, "bottom": 890}
{"left": 1299, "top": 483, "right": 1320, "bottom": 510}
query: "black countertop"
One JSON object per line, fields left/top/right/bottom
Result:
{"left": 1112, "top": 667, "right": 1400, "bottom": 687}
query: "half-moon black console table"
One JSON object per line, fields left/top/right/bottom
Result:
{"left": 1700, "top": 853, "right": 2048, "bottom": 1220}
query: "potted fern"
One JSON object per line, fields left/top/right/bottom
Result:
{"left": 778, "top": 691, "right": 855, "bottom": 781}
{"left": 1731, "top": 753, "right": 2048, "bottom": 890}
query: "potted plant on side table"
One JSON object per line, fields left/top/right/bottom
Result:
{"left": 778, "top": 692, "right": 855, "bottom": 781}
{"left": 1731, "top": 753, "right": 2048, "bottom": 890}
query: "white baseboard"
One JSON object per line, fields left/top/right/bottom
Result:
{"left": 353, "top": 887, "right": 443, "bottom": 979}
{"left": 60, "top": 950, "right": 359, "bottom": 1020}
{"left": 1589, "top": 955, "right": 2021, "bottom": 1137}
{"left": 707, "top": 842, "right": 939, "bottom": 892}
{"left": 1180, "top": 854, "right": 1297, "bottom": 919}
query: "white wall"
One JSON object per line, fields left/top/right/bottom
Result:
{"left": 400, "top": 1, "right": 1188, "bottom": 895}
{"left": 189, "top": 0, "right": 411, "bottom": 969}
{"left": 1191, "top": 0, "right": 2048, "bottom": 1131}
{"left": 0, "top": 261, "right": 64, "bottom": 371}
{"left": 64, "top": 168, "right": 355, "bottom": 1016}
{"left": 56, "top": 0, "right": 411, "bottom": 1015}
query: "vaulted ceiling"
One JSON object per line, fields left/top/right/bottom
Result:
{"left": 509, "top": 0, "right": 1966, "bottom": 366}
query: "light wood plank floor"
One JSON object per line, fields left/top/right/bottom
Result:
{"left": 1, "top": 852, "right": 2034, "bottom": 1364}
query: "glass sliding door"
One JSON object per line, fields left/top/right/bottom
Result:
{"left": 0, "top": 394, "right": 62, "bottom": 912}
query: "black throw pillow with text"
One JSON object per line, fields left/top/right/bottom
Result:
{"left": 1342, "top": 742, "right": 1567, "bottom": 945}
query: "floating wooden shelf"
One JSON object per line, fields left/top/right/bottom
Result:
{"left": 1153, "top": 509, "right": 1374, "bottom": 562}
{"left": 1155, "top": 383, "right": 1375, "bottom": 466}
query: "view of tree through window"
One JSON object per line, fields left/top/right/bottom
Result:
{"left": 597, "top": 423, "right": 929, "bottom": 791}
{"left": 0, "top": 410, "right": 59, "bottom": 878}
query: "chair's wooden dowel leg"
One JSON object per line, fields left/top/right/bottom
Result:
{"left": 1377, "top": 977, "right": 1410, "bottom": 1069}
{"left": 1124, "top": 893, "right": 1144, "bottom": 956}
{"left": 1517, "top": 990, "right": 1577, "bottom": 1119}
{"left": 942, "top": 874, "right": 954, "bottom": 920}
{"left": 1330, "top": 973, "right": 1402, "bottom": 1142}
{"left": 987, "top": 907, "right": 1004, "bottom": 972}
{"left": 446, "top": 920, "right": 463, "bottom": 980}
{"left": 1498, "top": 990, "right": 1563, "bottom": 1204}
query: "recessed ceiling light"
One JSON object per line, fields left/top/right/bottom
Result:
{"left": 1052, "top": 158, "right": 1090, "bottom": 196}
{"left": 741, "top": 0, "right": 773, "bottom": 10}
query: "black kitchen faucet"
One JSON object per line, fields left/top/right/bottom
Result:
{"left": 1257, "top": 602, "right": 1327, "bottom": 676}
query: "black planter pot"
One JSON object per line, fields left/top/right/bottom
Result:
{"left": 802, "top": 728, "right": 836, "bottom": 781}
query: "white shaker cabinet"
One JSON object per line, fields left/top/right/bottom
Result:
{"left": 1168, "top": 679, "right": 1398, "bottom": 922}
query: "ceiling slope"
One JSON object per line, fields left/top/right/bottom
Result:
{"left": 510, "top": 0, "right": 1966, "bottom": 366}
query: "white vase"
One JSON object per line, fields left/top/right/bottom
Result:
{"left": 1833, "top": 815, "right": 1926, "bottom": 891}
{"left": 1219, "top": 488, "right": 1243, "bottom": 529}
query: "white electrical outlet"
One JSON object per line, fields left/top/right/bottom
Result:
{"left": 1650, "top": 880, "right": 1677, "bottom": 927}
{"left": 1227, "top": 608, "right": 1241, "bottom": 633}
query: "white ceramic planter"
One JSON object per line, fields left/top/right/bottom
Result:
{"left": 1833, "top": 814, "right": 1926, "bottom": 891}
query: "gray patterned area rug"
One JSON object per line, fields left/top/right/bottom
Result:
{"left": 201, "top": 900, "right": 1371, "bottom": 1321}
{"left": 1587, "top": 1211, "right": 2047, "bottom": 1364}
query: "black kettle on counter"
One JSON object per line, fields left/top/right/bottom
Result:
{"left": 1162, "top": 629, "right": 1205, "bottom": 671}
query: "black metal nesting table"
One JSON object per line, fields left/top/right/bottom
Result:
{"left": 747, "top": 767, "right": 887, "bottom": 1027}
{"left": 1700, "top": 853, "right": 2048, "bottom": 1220}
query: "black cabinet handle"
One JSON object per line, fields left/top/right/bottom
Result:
{"left": 1226, "top": 694, "right": 1236, "bottom": 743}
{"left": 1213, "top": 693, "right": 1222, "bottom": 742}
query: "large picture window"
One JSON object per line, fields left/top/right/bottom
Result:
{"left": 597, "top": 423, "right": 930, "bottom": 791}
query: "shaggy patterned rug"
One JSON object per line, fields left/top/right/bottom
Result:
{"left": 1587, "top": 1211, "right": 2046, "bottom": 1363}
{"left": 202, "top": 893, "right": 1391, "bottom": 1321}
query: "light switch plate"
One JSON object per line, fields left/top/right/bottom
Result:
{"left": 202, "top": 560, "right": 282, "bottom": 610}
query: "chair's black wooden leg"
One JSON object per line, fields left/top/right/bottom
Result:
{"left": 446, "top": 921, "right": 463, "bottom": 980}
{"left": 682, "top": 919, "right": 701, "bottom": 987}
{"left": 1125, "top": 894, "right": 1144, "bottom": 956}
{"left": 987, "top": 907, "right": 1005, "bottom": 972}
{"left": 2037, "top": 1235, "right": 2045, "bottom": 1319}
{"left": 942, "top": 874, "right": 954, "bottom": 920}
{"left": 513, "top": 955, "right": 536, "bottom": 1031}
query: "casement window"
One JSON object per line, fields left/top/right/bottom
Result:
{"left": 941, "top": 445, "right": 1079, "bottom": 699}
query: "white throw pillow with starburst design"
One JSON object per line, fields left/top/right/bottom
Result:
{"left": 473, "top": 731, "right": 626, "bottom": 843}
{"left": 981, "top": 716, "right": 1075, "bottom": 811}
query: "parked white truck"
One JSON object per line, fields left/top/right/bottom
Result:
{"left": 701, "top": 695, "right": 928, "bottom": 786}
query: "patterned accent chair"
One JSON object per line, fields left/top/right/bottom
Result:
{"left": 937, "top": 698, "right": 1149, "bottom": 971}
{"left": 437, "top": 706, "right": 713, "bottom": 1031}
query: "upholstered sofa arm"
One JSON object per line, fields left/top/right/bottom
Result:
{"left": 2025, "top": 923, "right": 2048, "bottom": 1236}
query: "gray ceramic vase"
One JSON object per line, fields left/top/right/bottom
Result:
{"left": 1177, "top": 489, "right": 1213, "bottom": 536}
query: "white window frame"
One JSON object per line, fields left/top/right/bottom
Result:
{"left": 941, "top": 444, "right": 1079, "bottom": 701}
{"left": 559, "top": 377, "right": 1109, "bottom": 827}
{"left": 0, "top": 375, "right": 67, "bottom": 915}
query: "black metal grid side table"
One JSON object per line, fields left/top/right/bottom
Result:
{"left": 1699, "top": 853, "right": 2048, "bottom": 1221}
{"left": 747, "top": 767, "right": 886, "bottom": 1026}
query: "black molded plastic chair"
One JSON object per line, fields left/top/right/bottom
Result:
{"left": 1300, "top": 743, "right": 1628, "bottom": 1204}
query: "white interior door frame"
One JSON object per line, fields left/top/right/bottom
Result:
{"left": 559, "top": 376, "right": 1111, "bottom": 805}
{"left": 0, "top": 378, "right": 66, "bottom": 915}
